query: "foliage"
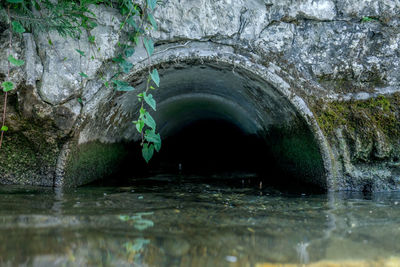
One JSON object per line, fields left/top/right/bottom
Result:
{"left": 1, "top": 81, "right": 15, "bottom": 92}
{"left": 361, "top": 16, "right": 378, "bottom": 23}
{"left": 0, "top": 0, "right": 161, "bottom": 162}
{"left": 2, "top": 0, "right": 98, "bottom": 38}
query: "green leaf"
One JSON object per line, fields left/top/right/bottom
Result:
{"left": 88, "top": 36, "right": 95, "bottom": 44}
{"left": 33, "top": 1, "right": 41, "bottom": 10}
{"left": 75, "top": 49, "right": 85, "bottom": 57}
{"left": 7, "top": 0, "right": 24, "bottom": 3}
{"left": 48, "top": 39, "right": 53, "bottom": 46}
{"left": 150, "top": 69, "right": 160, "bottom": 87}
{"left": 133, "top": 36, "right": 139, "bottom": 46}
{"left": 134, "top": 119, "right": 145, "bottom": 133}
{"left": 143, "top": 92, "right": 156, "bottom": 111}
{"left": 361, "top": 16, "right": 374, "bottom": 22}
{"left": 89, "top": 21, "right": 98, "bottom": 28}
{"left": 79, "top": 72, "right": 88, "bottom": 78}
{"left": 121, "top": 6, "right": 129, "bottom": 16}
{"left": 143, "top": 111, "right": 156, "bottom": 129}
{"left": 147, "top": 0, "right": 157, "bottom": 10}
{"left": 147, "top": 13, "right": 157, "bottom": 30}
{"left": 145, "top": 129, "right": 161, "bottom": 144}
{"left": 143, "top": 38, "right": 154, "bottom": 56}
{"left": 1, "top": 81, "right": 14, "bottom": 92}
{"left": 124, "top": 47, "right": 135, "bottom": 57}
{"left": 77, "top": 97, "right": 83, "bottom": 104}
{"left": 142, "top": 143, "right": 154, "bottom": 163}
{"left": 127, "top": 17, "right": 139, "bottom": 31}
{"left": 154, "top": 139, "right": 161, "bottom": 152}
{"left": 8, "top": 55, "right": 25, "bottom": 66}
{"left": 112, "top": 55, "right": 124, "bottom": 63}
{"left": 112, "top": 80, "right": 135, "bottom": 91}
{"left": 1, "top": 126, "right": 8, "bottom": 132}
{"left": 120, "top": 60, "right": 133, "bottom": 74}
{"left": 11, "top": 21, "right": 25, "bottom": 33}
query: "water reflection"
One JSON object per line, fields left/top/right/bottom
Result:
{"left": 118, "top": 212, "right": 155, "bottom": 231}
{"left": 0, "top": 179, "right": 399, "bottom": 266}
{"left": 124, "top": 238, "right": 151, "bottom": 265}
{"left": 295, "top": 241, "right": 309, "bottom": 264}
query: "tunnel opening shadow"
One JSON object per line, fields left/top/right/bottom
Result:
{"left": 94, "top": 118, "right": 325, "bottom": 194}
{"left": 150, "top": 119, "right": 267, "bottom": 176}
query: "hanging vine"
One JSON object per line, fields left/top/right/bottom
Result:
{"left": 0, "top": 3, "right": 25, "bottom": 148}
{"left": 0, "top": 0, "right": 161, "bottom": 162}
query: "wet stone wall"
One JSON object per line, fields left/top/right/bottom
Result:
{"left": 0, "top": 0, "right": 400, "bottom": 191}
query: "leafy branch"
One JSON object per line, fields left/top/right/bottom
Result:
{"left": 112, "top": 0, "right": 162, "bottom": 163}
{"left": 1, "top": 0, "right": 162, "bottom": 162}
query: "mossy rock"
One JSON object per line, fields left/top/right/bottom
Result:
{"left": 313, "top": 93, "right": 400, "bottom": 162}
{"left": 0, "top": 131, "right": 59, "bottom": 186}
{"left": 63, "top": 141, "right": 129, "bottom": 187}
{"left": 314, "top": 94, "right": 400, "bottom": 137}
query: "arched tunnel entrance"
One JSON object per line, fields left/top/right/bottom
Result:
{"left": 66, "top": 61, "right": 328, "bottom": 192}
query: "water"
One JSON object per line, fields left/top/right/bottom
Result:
{"left": 0, "top": 175, "right": 400, "bottom": 266}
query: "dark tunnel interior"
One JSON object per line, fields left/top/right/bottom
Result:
{"left": 96, "top": 118, "right": 325, "bottom": 193}
{"left": 84, "top": 63, "right": 327, "bottom": 193}
{"left": 148, "top": 119, "right": 267, "bottom": 175}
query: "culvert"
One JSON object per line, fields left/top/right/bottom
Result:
{"left": 59, "top": 61, "right": 329, "bottom": 191}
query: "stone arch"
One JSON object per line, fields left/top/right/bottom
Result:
{"left": 57, "top": 42, "right": 334, "bottom": 190}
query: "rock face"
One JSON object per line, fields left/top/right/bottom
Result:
{"left": 0, "top": 0, "right": 400, "bottom": 191}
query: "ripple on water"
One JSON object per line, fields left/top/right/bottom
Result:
{"left": 0, "top": 180, "right": 400, "bottom": 266}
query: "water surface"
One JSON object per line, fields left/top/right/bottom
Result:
{"left": 0, "top": 175, "right": 400, "bottom": 266}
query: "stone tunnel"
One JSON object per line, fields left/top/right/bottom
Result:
{"left": 1, "top": 0, "right": 400, "bottom": 192}
{"left": 59, "top": 57, "right": 330, "bottom": 190}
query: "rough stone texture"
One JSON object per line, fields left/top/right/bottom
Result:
{"left": 0, "top": 1, "right": 399, "bottom": 191}
{"left": 23, "top": 33, "right": 43, "bottom": 87}
{"left": 34, "top": 5, "right": 121, "bottom": 105}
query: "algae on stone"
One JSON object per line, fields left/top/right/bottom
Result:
{"left": 312, "top": 93, "right": 400, "bottom": 191}
{"left": 63, "top": 141, "right": 128, "bottom": 187}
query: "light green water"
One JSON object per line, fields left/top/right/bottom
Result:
{"left": 0, "top": 175, "right": 400, "bottom": 266}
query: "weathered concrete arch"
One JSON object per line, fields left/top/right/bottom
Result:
{"left": 2, "top": 0, "right": 400, "bottom": 191}
{"left": 56, "top": 42, "right": 333, "bottom": 190}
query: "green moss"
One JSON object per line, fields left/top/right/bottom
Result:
{"left": 313, "top": 94, "right": 400, "bottom": 163}
{"left": 315, "top": 102, "right": 347, "bottom": 133}
{"left": 0, "top": 91, "right": 64, "bottom": 186}
{"left": 0, "top": 130, "right": 59, "bottom": 186}
{"left": 314, "top": 94, "right": 400, "bottom": 139}
{"left": 63, "top": 141, "right": 128, "bottom": 187}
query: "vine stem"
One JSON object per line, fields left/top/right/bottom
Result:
{"left": 116, "top": 3, "right": 135, "bottom": 38}
{"left": 139, "top": 39, "right": 152, "bottom": 145}
{"left": 139, "top": 0, "right": 152, "bottom": 146}
{"left": 0, "top": 5, "right": 12, "bottom": 149}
